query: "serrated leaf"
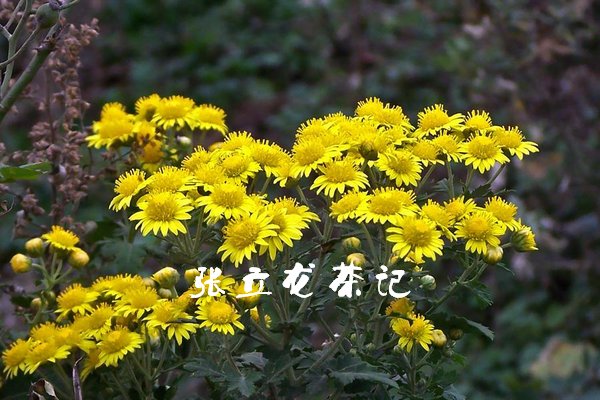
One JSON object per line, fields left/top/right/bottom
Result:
{"left": 462, "top": 318, "right": 494, "bottom": 341}
{"left": 330, "top": 370, "right": 399, "bottom": 388}
{"left": 430, "top": 314, "right": 494, "bottom": 341}
{"left": 238, "top": 352, "right": 267, "bottom": 370}
{"left": 225, "top": 370, "right": 262, "bottom": 397}
{"left": 464, "top": 280, "right": 493, "bottom": 308}
{"left": 182, "top": 359, "right": 224, "bottom": 378}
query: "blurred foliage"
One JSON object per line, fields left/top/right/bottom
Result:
{"left": 2, "top": 0, "right": 600, "bottom": 398}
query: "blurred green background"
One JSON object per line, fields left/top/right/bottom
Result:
{"left": 4, "top": 0, "right": 600, "bottom": 398}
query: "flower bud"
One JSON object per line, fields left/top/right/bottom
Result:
{"left": 365, "top": 343, "right": 376, "bottom": 352}
{"left": 177, "top": 136, "right": 192, "bottom": 147}
{"left": 209, "top": 142, "right": 224, "bottom": 152}
{"left": 358, "top": 143, "right": 378, "bottom": 161}
{"left": 233, "top": 282, "right": 261, "bottom": 309}
{"left": 152, "top": 266, "right": 180, "bottom": 289}
{"left": 68, "top": 248, "right": 90, "bottom": 269}
{"left": 420, "top": 275, "right": 436, "bottom": 290}
{"left": 346, "top": 253, "right": 366, "bottom": 268}
{"left": 342, "top": 237, "right": 361, "bottom": 253}
{"left": 511, "top": 227, "right": 538, "bottom": 252}
{"left": 393, "top": 345, "right": 403, "bottom": 354}
{"left": 448, "top": 328, "right": 463, "bottom": 340}
{"left": 24, "top": 238, "right": 45, "bottom": 257}
{"left": 388, "top": 254, "right": 400, "bottom": 266}
{"left": 35, "top": 4, "right": 60, "bottom": 29}
{"left": 30, "top": 297, "right": 42, "bottom": 311}
{"left": 10, "top": 253, "right": 31, "bottom": 273}
{"left": 158, "top": 288, "right": 175, "bottom": 299}
{"left": 483, "top": 246, "right": 503, "bottom": 264}
{"left": 431, "top": 329, "right": 447, "bottom": 348}
{"left": 43, "top": 290, "right": 56, "bottom": 304}
{"left": 184, "top": 268, "right": 201, "bottom": 286}
{"left": 143, "top": 277, "right": 157, "bottom": 288}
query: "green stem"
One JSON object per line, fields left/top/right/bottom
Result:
{"left": 446, "top": 163, "right": 455, "bottom": 198}
{"left": 485, "top": 164, "right": 506, "bottom": 186}
{"left": 464, "top": 168, "right": 474, "bottom": 191}
{"left": 361, "top": 224, "right": 379, "bottom": 264}
{"left": 297, "top": 322, "right": 351, "bottom": 380}
{"left": 416, "top": 164, "right": 436, "bottom": 195}
{"left": 109, "top": 370, "right": 130, "bottom": 399}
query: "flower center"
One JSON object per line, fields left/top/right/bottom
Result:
{"left": 102, "top": 119, "right": 133, "bottom": 139}
{"left": 388, "top": 156, "right": 414, "bottom": 174}
{"left": 466, "top": 115, "right": 491, "bottom": 129}
{"left": 412, "top": 142, "right": 439, "bottom": 160}
{"left": 145, "top": 195, "right": 180, "bottom": 222}
{"left": 294, "top": 142, "right": 325, "bottom": 166}
{"left": 468, "top": 136, "right": 497, "bottom": 159}
{"left": 486, "top": 201, "right": 516, "bottom": 222}
{"left": 207, "top": 302, "right": 234, "bottom": 324}
{"left": 403, "top": 219, "right": 435, "bottom": 246}
{"left": 59, "top": 289, "right": 87, "bottom": 308}
{"left": 370, "top": 193, "right": 401, "bottom": 215}
{"left": 463, "top": 216, "right": 491, "bottom": 239}
{"left": 226, "top": 220, "right": 260, "bottom": 249}
{"left": 117, "top": 175, "right": 144, "bottom": 196}
{"left": 420, "top": 109, "right": 449, "bottom": 130}
{"left": 102, "top": 330, "right": 131, "bottom": 353}
{"left": 221, "top": 154, "right": 249, "bottom": 177}
{"left": 323, "top": 163, "right": 357, "bottom": 183}
{"left": 211, "top": 184, "right": 246, "bottom": 208}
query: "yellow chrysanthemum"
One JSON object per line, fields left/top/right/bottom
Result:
{"left": 2, "top": 339, "right": 31, "bottom": 378}
{"left": 215, "top": 131, "right": 255, "bottom": 154}
{"left": 81, "top": 347, "right": 100, "bottom": 380}
{"left": 230, "top": 282, "right": 262, "bottom": 309}
{"left": 272, "top": 197, "right": 320, "bottom": 229}
{"left": 197, "top": 182, "right": 256, "bottom": 224}
{"left": 415, "top": 104, "right": 464, "bottom": 137}
{"left": 72, "top": 303, "right": 115, "bottom": 339}
{"left": 443, "top": 196, "right": 477, "bottom": 222}
{"left": 290, "top": 139, "right": 342, "bottom": 178}
{"left": 191, "top": 164, "right": 227, "bottom": 192}
{"left": 134, "top": 120, "right": 160, "bottom": 144}
{"left": 146, "top": 166, "right": 197, "bottom": 193}
{"left": 249, "top": 306, "right": 272, "bottom": 328}
{"left": 55, "top": 325, "right": 95, "bottom": 353}
{"left": 42, "top": 225, "right": 79, "bottom": 253}
{"left": 110, "top": 169, "right": 147, "bottom": 211}
{"left": 135, "top": 94, "right": 162, "bottom": 121}
{"left": 387, "top": 216, "right": 444, "bottom": 261}
{"left": 218, "top": 211, "right": 278, "bottom": 266}
{"left": 196, "top": 299, "right": 244, "bottom": 335}
{"left": 97, "top": 326, "right": 145, "bottom": 367}
{"left": 493, "top": 126, "right": 539, "bottom": 160}
{"left": 455, "top": 211, "right": 505, "bottom": 254}
{"left": 87, "top": 103, "right": 135, "bottom": 148}
{"left": 420, "top": 200, "right": 456, "bottom": 240}
{"left": 182, "top": 146, "right": 213, "bottom": 172}
{"left": 216, "top": 152, "right": 261, "bottom": 185}
{"left": 91, "top": 274, "right": 145, "bottom": 299}
{"left": 376, "top": 149, "right": 422, "bottom": 187}
{"left": 191, "top": 104, "right": 228, "bottom": 134}
{"left": 248, "top": 140, "right": 288, "bottom": 177}
{"left": 391, "top": 314, "right": 435, "bottom": 352}
{"left": 296, "top": 118, "right": 332, "bottom": 140}
{"left": 464, "top": 110, "right": 493, "bottom": 132}
{"left": 310, "top": 158, "right": 369, "bottom": 197}
{"left": 411, "top": 140, "right": 444, "bottom": 166}
{"left": 432, "top": 134, "right": 463, "bottom": 162}
{"left": 144, "top": 300, "right": 198, "bottom": 345}
{"left": 152, "top": 95, "right": 196, "bottom": 130}
{"left": 355, "top": 97, "right": 413, "bottom": 129}
{"left": 115, "top": 286, "right": 160, "bottom": 319}
{"left": 24, "top": 341, "right": 71, "bottom": 374}
{"left": 385, "top": 298, "right": 415, "bottom": 316}
{"left": 139, "top": 138, "right": 165, "bottom": 166}
{"left": 357, "top": 188, "right": 417, "bottom": 224}
{"left": 329, "top": 191, "right": 368, "bottom": 223}
{"left": 130, "top": 191, "right": 194, "bottom": 236}
{"left": 459, "top": 135, "right": 510, "bottom": 173}
{"left": 55, "top": 283, "right": 99, "bottom": 320}
{"left": 272, "top": 156, "right": 295, "bottom": 188}
{"left": 259, "top": 208, "right": 305, "bottom": 260}
{"left": 30, "top": 322, "right": 60, "bottom": 343}
{"left": 485, "top": 196, "right": 521, "bottom": 231}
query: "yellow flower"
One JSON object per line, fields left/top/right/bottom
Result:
{"left": 493, "top": 126, "right": 539, "bottom": 160}
{"left": 130, "top": 191, "right": 194, "bottom": 236}
{"left": 385, "top": 298, "right": 415, "bottom": 316}
{"left": 391, "top": 314, "right": 435, "bottom": 352}
{"left": 355, "top": 97, "right": 413, "bottom": 129}
{"left": 87, "top": 102, "right": 135, "bottom": 149}
{"left": 511, "top": 223, "right": 538, "bottom": 252}
{"left": 455, "top": 211, "right": 505, "bottom": 254}
{"left": 2, "top": 339, "right": 31, "bottom": 378}
{"left": 330, "top": 191, "right": 368, "bottom": 223}
{"left": 415, "top": 104, "right": 464, "bottom": 137}
{"left": 72, "top": 303, "right": 115, "bottom": 339}
{"left": 443, "top": 196, "right": 477, "bottom": 222}
{"left": 387, "top": 216, "right": 444, "bottom": 261}
{"left": 182, "top": 146, "right": 213, "bottom": 172}
{"left": 248, "top": 140, "right": 288, "bottom": 177}
{"left": 410, "top": 139, "right": 444, "bottom": 166}
{"left": 459, "top": 134, "right": 510, "bottom": 173}
{"left": 55, "top": 325, "right": 95, "bottom": 353}
{"left": 259, "top": 208, "right": 305, "bottom": 260}
{"left": 191, "top": 104, "right": 228, "bottom": 134}
{"left": 231, "top": 282, "right": 262, "bottom": 309}
{"left": 152, "top": 266, "right": 181, "bottom": 289}
{"left": 97, "top": 326, "right": 145, "bottom": 367}
{"left": 152, "top": 95, "right": 196, "bottom": 130}
{"left": 273, "top": 156, "right": 296, "bottom": 188}
{"left": 485, "top": 196, "right": 521, "bottom": 231}
{"left": 135, "top": 93, "right": 161, "bottom": 121}
{"left": 218, "top": 211, "right": 278, "bottom": 266}
{"left": 110, "top": 169, "right": 148, "bottom": 211}
{"left": 432, "top": 134, "right": 463, "bottom": 162}
{"left": 310, "top": 158, "right": 369, "bottom": 197}
{"left": 10, "top": 253, "right": 31, "bottom": 273}
{"left": 30, "top": 322, "right": 60, "bottom": 342}
{"left": 272, "top": 197, "right": 320, "bottom": 228}
{"left": 357, "top": 188, "right": 417, "bottom": 224}
{"left": 197, "top": 182, "right": 256, "bottom": 224}
{"left": 217, "top": 131, "right": 255, "bottom": 154}
{"left": 42, "top": 225, "right": 79, "bottom": 253}
{"left": 144, "top": 300, "right": 198, "bottom": 345}
{"left": 420, "top": 199, "right": 456, "bottom": 240}
{"left": 91, "top": 274, "right": 145, "bottom": 299}
{"left": 376, "top": 149, "right": 422, "bottom": 187}
{"left": 115, "top": 286, "right": 160, "bottom": 319}
{"left": 55, "top": 284, "right": 99, "bottom": 320}
{"left": 191, "top": 164, "right": 227, "bottom": 192}
{"left": 139, "top": 139, "right": 165, "bottom": 167}
{"left": 81, "top": 347, "right": 100, "bottom": 380}
{"left": 464, "top": 110, "right": 493, "bottom": 133}
{"left": 249, "top": 307, "right": 271, "bottom": 328}
{"left": 146, "top": 166, "right": 197, "bottom": 193}
{"left": 24, "top": 341, "right": 71, "bottom": 374}
{"left": 216, "top": 151, "right": 261, "bottom": 185}
{"left": 197, "top": 299, "right": 244, "bottom": 335}
{"left": 290, "top": 139, "right": 342, "bottom": 178}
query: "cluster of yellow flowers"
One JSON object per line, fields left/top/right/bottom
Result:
{"left": 2, "top": 257, "right": 270, "bottom": 379}
{"left": 86, "top": 94, "right": 228, "bottom": 169}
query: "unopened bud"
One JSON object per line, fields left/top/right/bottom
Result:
{"left": 68, "top": 248, "right": 89, "bottom": 269}
{"left": 142, "top": 277, "right": 156, "bottom": 288}
{"left": 152, "top": 266, "right": 180, "bottom": 289}
{"left": 358, "top": 143, "right": 378, "bottom": 161}
{"left": 177, "top": 136, "right": 192, "bottom": 147}
{"left": 184, "top": 268, "right": 201, "bottom": 286}
{"left": 483, "top": 246, "right": 503, "bottom": 264}
{"left": 24, "top": 238, "right": 45, "bottom": 257}
{"left": 30, "top": 297, "right": 42, "bottom": 311}
{"left": 346, "top": 253, "right": 366, "bottom": 268}
{"left": 420, "top": 275, "right": 436, "bottom": 290}
{"left": 10, "top": 253, "right": 31, "bottom": 273}
{"left": 342, "top": 237, "right": 361, "bottom": 253}
{"left": 449, "top": 328, "right": 463, "bottom": 340}
{"left": 158, "top": 288, "right": 175, "bottom": 299}
{"left": 431, "top": 329, "right": 447, "bottom": 347}
{"left": 511, "top": 227, "right": 538, "bottom": 252}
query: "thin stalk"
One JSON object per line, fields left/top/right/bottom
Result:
{"left": 464, "top": 168, "right": 474, "bottom": 190}
{"left": 446, "top": 163, "right": 455, "bottom": 198}
{"left": 109, "top": 370, "right": 130, "bottom": 399}
{"left": 416, "top": 164, "right": 436, "bottom": 195}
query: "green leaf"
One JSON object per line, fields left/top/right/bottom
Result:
{"left": 464, "top": 280, "right": 493, "bottom": 308}
{"left": 225, "top": 370, "right": 262, "bottom": 397}
{"left": 462, "top": 318, "right": 494, "bottom": 341}
{"left": 0, "top": 162, "right": 51, "bottom": 183}
{"left": 238, "top": 352, "right": 267, "bottom": 370}
{"left": 327, "top": 354, "right": 399, "bottom": 389}
{"left": 430, "top": 314, "right": 494, "bottom": 341}
{"left": 443, "top": 385, "right": 466, "bottom": 400}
